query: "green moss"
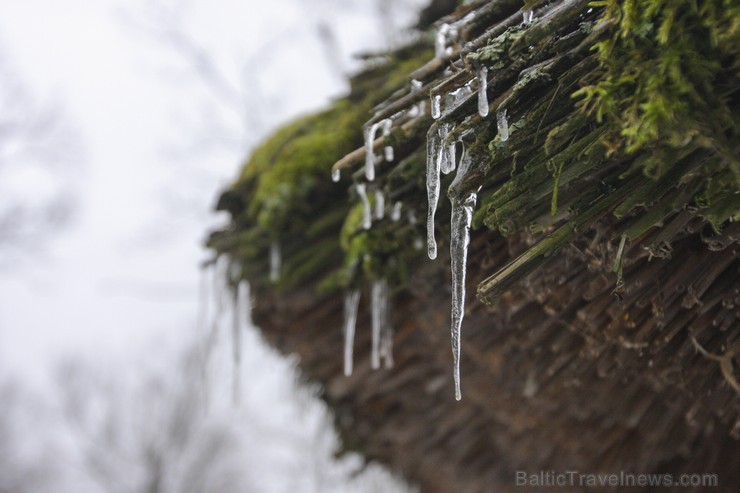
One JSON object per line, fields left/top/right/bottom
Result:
{"left": 466, "top": 26, "right": 526, "bottom": 69}
{"left": 237, "top": 99, "right": 366, "bottom": 238}
{"left": 574, "top": 0, "right": 740, "bottom": 167}
{"left": 211, "top": 42, "right": 435, "bottom": 291}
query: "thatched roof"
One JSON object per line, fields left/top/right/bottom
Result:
{"left": 209, "top": 0, "right": 739, "bottom": 490}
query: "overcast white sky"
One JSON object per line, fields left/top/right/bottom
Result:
{"left": 0, "top": 0, "right": 423, "bottom": 490}
{"left": 0, "top": 0, "right": 421, "bottom": 380}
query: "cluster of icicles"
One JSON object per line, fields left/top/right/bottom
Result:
{"left": 328, "top": 9, "right": 537, "bottom": 400}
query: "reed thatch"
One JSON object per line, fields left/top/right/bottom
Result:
{"left": 208, "top": 0, "right": 739, "bottom": 490}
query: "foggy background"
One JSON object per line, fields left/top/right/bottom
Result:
{"left": 0, "top": 0, "right": 424, "bottom": 491}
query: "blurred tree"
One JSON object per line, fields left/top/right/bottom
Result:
{"left": 0, "top": 381, "right": 58, "bottom": 493}
{"left": 0, "top": 48, "right": 82, "bottom": 263}
{"left": 55, "top": 345, "right": 256, "bottom": 493}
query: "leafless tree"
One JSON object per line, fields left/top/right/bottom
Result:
{"left": 0, "top": 48, "right": 82, "bottom": 262}
{"left": 0, "top": 380, "right": 59, "bottom": 493}
{"left": 55, "top": 341, "right": 257, "bottom": 493}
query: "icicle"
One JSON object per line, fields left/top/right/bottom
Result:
{"left": 449, "top": 193, "right": 476, "bottom": 401}
{"left": 449, "top": 85, "right": 472, "bottom": 112}
{"left": 375, "top": 190, "right": 385, "bottom": 220}
{"left": 522, "top": 9, "right": 534, "bottom": 24}
{"left": 384, "top": 146, "right": 394, "bottom": 162}
{"left": 332, "top": 168, "right": 340, "bottom": 182}
{"left": 409, "top": 79, "right": 425, "bottom": 116}
{"left": 380, "top": 119, "right": 394, "bottom": 162}
{"left": 269, "top": 242, "right": 281, "bottom": 283}
{"left": 448, "top": 144, "right": 477, "bottom": 401}
{"left": 477, "top": 66, "right": 489, "bottom": 117}
{"left": 446, "top": 142, "right": 457, "bottom": 174}
{"left": 438, "top": 123, "right": 454, "bottom": 175}
{"left": 497, "top": 108, "right": 509, "bottom": 142}
{"left": 435, "top": 23, "right": 450, "bottom": 58}
{"left": 363, "top": 121, "right": 382, "bottom": 181}
{"left": 431, "top": 94, "right": 442, "bottom": 119}
{"left": 343, "top": 289, "right": 361, "bottom": 377}
{"left": 426, "top": 124, "right": 442, "bottom": 259}
{"left": 231, "top": 281, "right": 242, "bottom": 405}
{"left": 357, "top": 183, "right": 372, "bottom": 230}
{"left": 407, "top": 209, "right": 418, "bottom": 225}
{"left": 371, "top": 279, "right": 389, "bottom": 370}
{"left": 391, "top": 201, "right": 402, "bottom": 221}
{"left": 379, "top": 288, "right": 394, "bottom": 369}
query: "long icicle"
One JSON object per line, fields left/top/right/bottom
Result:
{"left": 343, "top": 289, "right": 361, "bottom": 377}
{"left": 449, "top": 145, "right": 477, "bottom": 401}
{"left": 426, "top": 124, "right": 442, "bottom": 259}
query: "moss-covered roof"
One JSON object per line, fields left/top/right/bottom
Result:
{"left": 209, "top": 0, "right": 739, "bottom": 490}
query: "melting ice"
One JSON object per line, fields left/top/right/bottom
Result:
{"left": 332, "top": 168, "right": 341, "bottom": 182}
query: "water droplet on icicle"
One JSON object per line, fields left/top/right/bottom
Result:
{"left": 357, "top": 183, "right": 372, "bottom": 230}
{"left": 269, "top": 242, "right": 281, "bottom": 283}
{"left": 343, "top": 289, "right": 361, "bottom": 377}
{"left": 477, "top": 66, "right": 489, "bottom": 117}
{"left": 497, "top": 108, "right": 509, "bottom": 142}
